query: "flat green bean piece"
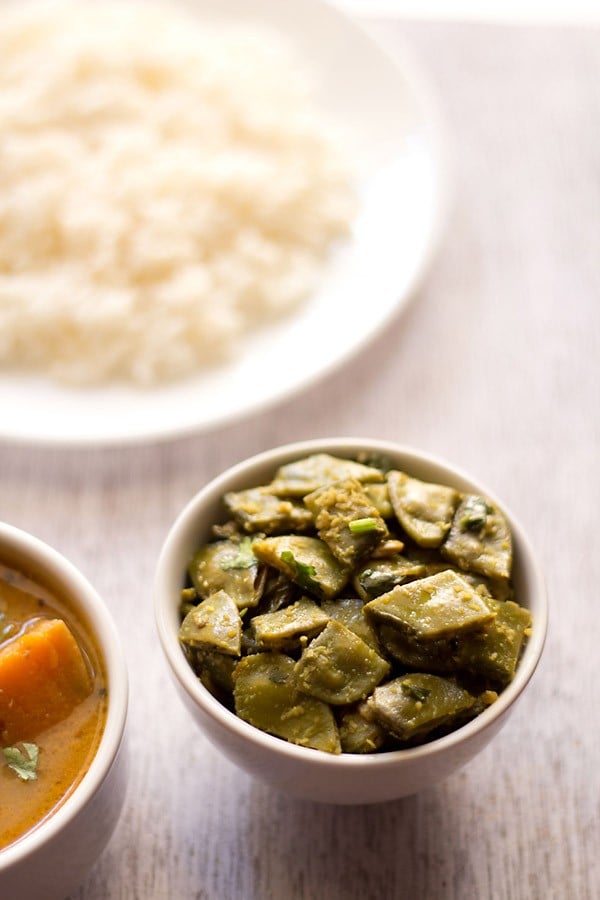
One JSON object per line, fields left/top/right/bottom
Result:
{"left": 269, "top": 453, "right": 384, "bottom": 497}
{"left": 224, "top": 488, "right": 313, "bottom": 535}
{"left": 294, "top": 620, "right": 390, "bottom": 705}
{"left": 368, "top": 674, "right": 476, "bottom": 742}
{"left": 455, "top": 599, "right": 532, "bottom": 686}
{"left": 233, "top": 653, "right": 341, "bottom": 753}
{"left": 377, "top": 624, "right": 458, "bottom": 675}
{"left": 363, "top": 483, "right": 393, "bottom": 518}
{"left": 188, "top": 538, "right": 262, "bottom": 608}
{"left": 442, "top": 495, "right": 512, "bottom": 579}
{"left": 179, "top": 590, "right": 241, "bottom": 656}
{"left": 321, "top": 596, "right": 379, "bottom": 649}
{"left": 388, "top": 471, "right": 459, "bottom": 548}
{"left": 251, "top": 597, "right": 329, "bottom": 649}
{"left": 338, "top": 702, "right": 387, "bottom": 754}
{"left": 304, "top": 478, "right": 388, "bottom": 568}
{"left": 252, "top": 535, "right": 349, "bottom": 600}
{"left": 364, "top": 570, "right": 496, "bottom": 642}
{"left": 354, "top": 555, "right": 428, "bottom": 601}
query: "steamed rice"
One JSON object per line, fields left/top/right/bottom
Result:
{"left": 0, "top": 1, "right": 355, "bottom": 384}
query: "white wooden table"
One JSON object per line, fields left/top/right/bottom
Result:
{"left": 2, "top": 15, "right": 599, "bottom": 900}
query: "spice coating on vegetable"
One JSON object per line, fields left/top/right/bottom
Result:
{"left": 178, "top": 454, "right": 532, "bottom": 754}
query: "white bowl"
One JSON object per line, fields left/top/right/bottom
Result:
{"left": 0, "top": 524, "right": 129, "bottom": 900}
{"left": 155, "top": 438, "right": 547, "bottom": 805}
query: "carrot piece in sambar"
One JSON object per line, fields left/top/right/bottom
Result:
{"left": 0, "top": 618, "right": 93, "bottom": 744}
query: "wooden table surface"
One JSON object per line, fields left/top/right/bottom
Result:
{"left": 1, "top": 16, "right": 598, "bottom": 900}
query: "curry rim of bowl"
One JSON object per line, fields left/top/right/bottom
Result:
{"left": 0, "top": 522, "right": 128, "bottom": 869}
{"left": 155, "top": 437, "right": 547, "bottom": 769}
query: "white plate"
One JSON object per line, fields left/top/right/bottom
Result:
{"left": 0, "top": 0, "right": 448, "bottom": 446}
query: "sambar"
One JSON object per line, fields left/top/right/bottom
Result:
{"left": 0, "top": 562, "right": 107, "bottom": 850}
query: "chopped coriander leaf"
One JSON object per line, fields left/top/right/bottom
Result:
{"left": 348, "top": 517, "right": 379, "bottom": 535}
{"left": 220, "top": 537, "right": 256, "bottom": 571}
{"left": 279, "top": 551, "right": 321, "bottom": 596}
{"left": 460, "top": 496, "right": 491, "bottom": 531}
{"left": 401, "top": 683, "right": 430, "bottom": 703}
{"left": 3, "top": 742, "right": 39, "bottom": 781}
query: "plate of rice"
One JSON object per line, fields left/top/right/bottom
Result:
{"left": 0, "top": 0, "right": 448, "bottom": 445}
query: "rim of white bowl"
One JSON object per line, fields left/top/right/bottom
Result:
{"left": 0, "top": 523, "right": 128, "bottom": 870}
{"left": 155, "top": 437, "right": 547, "bottom": 771}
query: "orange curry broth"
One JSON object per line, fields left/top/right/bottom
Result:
{"left": 0, "top": 562, "right": 107, "bottom": 851}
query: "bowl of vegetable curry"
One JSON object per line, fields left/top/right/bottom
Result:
{"left": 0, "top": 523, "right": 128, "bottom": 900}
{"left": 155, "top": 438, "right": 547, "bottom": 805}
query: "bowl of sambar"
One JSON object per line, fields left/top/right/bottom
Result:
{"left": 0, "top": 523, "right": 128, "bottom": 900}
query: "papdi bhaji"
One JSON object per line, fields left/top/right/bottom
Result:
{"left": 178, "top": 454, "right": 531, "bottom": 754}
